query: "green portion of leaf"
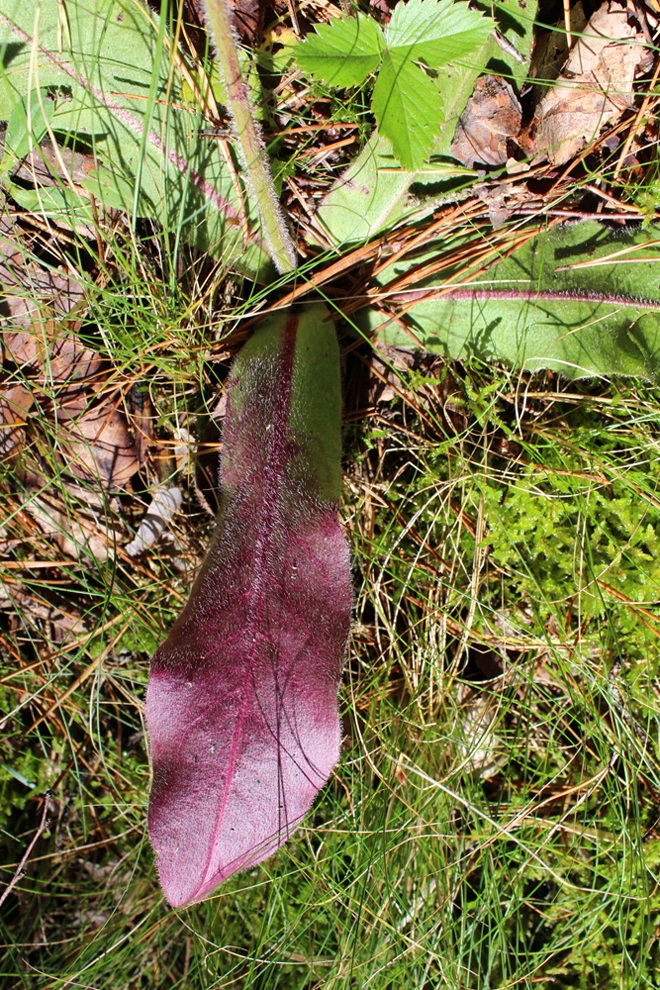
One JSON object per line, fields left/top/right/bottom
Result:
{"left": 312, "top": 133, "right": 416, "bottom": 245}
{"left": 294, "top": 13, "right": 384, "bottom": 87}
{"left": 373, "top": 54, "right": 442, "bottom": 171}
{"left": 0, "top": 87, "right": 55, "bottom": 171}
{"left": 360, "top": 222, "right": 660, "bottom": 379}
{"left": 386, "top": 0, "right": 492, "bottom": 67}
{"left": 0, "top": 0, "right": 271, "bottom": 277}
{"left": 488, "top": 0, "right": 539, "bottom": 87}
{"left": 3, "top": 177, "right": 97, "bottom": 227}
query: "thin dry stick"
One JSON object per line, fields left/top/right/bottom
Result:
{"left": 0, "top": 796, "right": 51, "bottom": 908}
{"left": 563, "top": 0, "right": 572, "bottom": 49}
{"left": 201, "top": 0, "right": 297, "bottom": 274}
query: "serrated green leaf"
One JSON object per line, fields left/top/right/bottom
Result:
{"left": 386, "top": 0, "right": 492, "bottom": 67}
{"left": 359, "top": 222, "right": 660, "bottom": 379}
{"left": 295, "top": 13, "right": 384, "bottom": 87}
{"left": 373, "top": 54, "right": 442, "bottom": 170}
{"left": 295, "top": 0, "right": 494, "bottom": 171}
{"left": 312, "top": 0, "right": 536, "bottom": 245}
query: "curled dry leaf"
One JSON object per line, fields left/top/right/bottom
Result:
{"left": 533, "top": 1, "right": 653, "bottom": 165}
{"left": 147, "top": 305, "right": 352, "bottom": 907}
{"left": 56, "top": 395, "right": 140, "bottom": 491}
{"left": 126, "top": 486, "right": 183, "bottom": 557}
{"left": 20, "top": 487, "right": 120, "bottom": 563}
{"left": 451, "top": 75, "right": 522, "bottom": 168}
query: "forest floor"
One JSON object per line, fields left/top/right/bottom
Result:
{"left": 2, "top": 0, "right": 660, "bottom": 986}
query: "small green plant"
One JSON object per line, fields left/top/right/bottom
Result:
{"left": 295, "top": 0, "right": 492, "bottom": 170}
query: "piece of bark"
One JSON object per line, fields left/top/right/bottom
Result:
{"left": 451, "top": 76, "right": 523, "bottom": 168}
{"left": 533, "top": 1, "right": 653, "bottom": 165}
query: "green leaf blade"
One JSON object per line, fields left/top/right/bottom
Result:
{"left": 295, "top": 13, "right": 384, "bottom": 87}
{"left": 386, "top": 0, "right": 492, "bottom": 68}
{"left": 362, "top": 223, "right": 660, "bottom": 379}
{"left": 372, "top": 54, "right": 441, "bottom": 170}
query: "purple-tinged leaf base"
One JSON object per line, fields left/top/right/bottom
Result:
{"left": 146, "top": 305, "right": 351, "bottom": 907}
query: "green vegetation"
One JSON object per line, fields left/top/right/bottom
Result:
{"left": 295, "top": 0, "right": 492, "bottom": 169}
{"left": 1, "top": 0, "right": 660, "bottom": 985}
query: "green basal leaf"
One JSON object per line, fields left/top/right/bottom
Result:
{"left": 295, "top": 13, "right": 384, "bottom": 87}
{"left": 311, "top": 131, "right": 472, "bottom": 245}
{"left": 0, "top": 0, "right": 271, "bottom": 277}
{"left": 4, "top": 177, "right": 97, "bottom": 227}
{"left": 312, "top": 133, "right": 419, "bottom": 245}
{"left": 360, "top": 222, "right": 660, "bottom": 379}
{"left": 0, "top": 87, "right": 55, "bottom": 171}
{"left": 373, "top": 54, "right": 442, "bottom": 171}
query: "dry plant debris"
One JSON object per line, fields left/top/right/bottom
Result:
{"left": 533, "top": 0, "right": 654, "bottom": 164}
{"left": 450, "top": 75, "right": 523, "bottom": 168}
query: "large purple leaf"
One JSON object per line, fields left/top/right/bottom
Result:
{"left": 146, "top": 305, "right": 351, "bottom": 907}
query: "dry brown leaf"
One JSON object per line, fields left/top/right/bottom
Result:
{"left": 0, "top": 225, "right": 101, "bottom": 383}
{"left": 55, "top": 395, "right": 140, "bottom": 490}
{"left": 0, "top": 235, "right": 86, "bottom": 326}
{"left": 451, "top": 76, "right": 523, "bottom": 168}
{"left": 171, "top": 0, "right": 264, "bottom": 45}
{"left": 18, "top": 489, "right": 119, "bottom": 563}
{"left": 533, "top": 1, "right": 653, "bottom": 165}
{"left": 3, "top": 329, "right": 102, "bottom": 383}
{"left": 126, "top": 386, "right": 155, "bottom": 463}
{"left": 0, "top": 577, "right": 89, "bottom": 643}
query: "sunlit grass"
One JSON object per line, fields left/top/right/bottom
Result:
{"left": 4, "top": 348, "right": 660, "bottom": 988}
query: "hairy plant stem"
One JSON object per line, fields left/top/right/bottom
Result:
{"left": 201, "top": 0, "right": 297, "bottom": 275}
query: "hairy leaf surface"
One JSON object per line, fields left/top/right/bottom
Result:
{"left": 0, "top": 0, "right": 270, "bottom": 275}
{"left": 361, "top": 222, "right": 660, "bottom": 378}
{"left": 147, "top": 305, "right": 351, "bottom": 907}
